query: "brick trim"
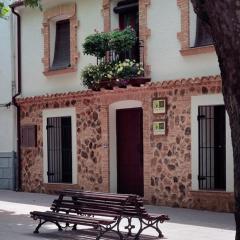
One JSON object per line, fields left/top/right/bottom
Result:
{"left": 139, "top": 0, "right": 151, "bottom": 76}
{"left": 42, "top": 3, "right": 79, "bottom": 76}
{"left": 177, "top": 0, "right": 215, "bottom": 55}
{"left": 102, "top": 0, "right": 111, "bottom": 32}
{"left": 16, "top": 75, "right": 221, "bottom": 104}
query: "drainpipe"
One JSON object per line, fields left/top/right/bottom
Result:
{"left": 10, "top": 5, "right": 22, "bottom": 191}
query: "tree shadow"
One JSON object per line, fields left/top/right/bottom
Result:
{"left": 146, "top": 205, "right": 235, "bottom": 230}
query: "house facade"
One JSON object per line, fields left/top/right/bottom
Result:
{"left": 10, "top": 0, "right": 234, "bottom": 212}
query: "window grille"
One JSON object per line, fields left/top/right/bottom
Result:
{"left": 46, "top": 116, "right": 72, "bottom": 183}
{"left": 198, "top": 105, "right": 226, "bottom": 190}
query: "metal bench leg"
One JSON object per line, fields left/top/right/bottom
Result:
{"left": 33, "top": 220, "right": 47, "bottom": 234}
{"left": 135, "top": 219, "right": 163, "bottom": 239}
{"left": 96, "top": 224, "right": 124, "bottom": 240}
{"left": 55, "top": 221, "right": 63, "bottom": 232}
{"left": 72, "top": 224, "right": 77, "bottom": 231}
{"left": 33, "top": 220, "right": 62, "bottom": 234}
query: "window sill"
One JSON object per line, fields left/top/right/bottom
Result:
{"left": 190, "top": 190, "right": 234, "bottom": 195}
{"left": 43, "top": 183, "right": 78, "bottom": 193}
{"left": 180, "top": 45, "right": 215, "bottom": 56}
{"left": 43, "top": 67, "right": 77, "bottom": 77}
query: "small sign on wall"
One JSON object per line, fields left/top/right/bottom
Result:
{"left": 152, "top": 98, "right": 167, "bottom": 114}
{"left": 153, "top": 120, "right": 167, "bottom": 136}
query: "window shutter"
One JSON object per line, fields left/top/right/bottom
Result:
{"left": 21, "top": 125, "right": 37, "bottom": 148}
{"left": 51, "top": 20, "right": 71, "bottom": 70}
{"left": 194, "top": 17, "right": 213, "bottom": 47}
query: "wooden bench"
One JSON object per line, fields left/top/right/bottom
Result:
{"left": 30, "top": 190, "right": 169, "bottom": 239}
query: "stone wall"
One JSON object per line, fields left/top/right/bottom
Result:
{"left": 17, "top": 75, "right": 234, "bottom": 212}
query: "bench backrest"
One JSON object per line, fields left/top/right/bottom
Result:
{"left": 51, "top": 190, "right": 149, "bottom": 219}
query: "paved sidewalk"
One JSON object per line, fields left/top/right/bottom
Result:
{"left": 0, "top": 190, "right": 235, "bottom": 240}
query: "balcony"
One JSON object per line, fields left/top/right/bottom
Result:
{"left": 81, "top": 28, "right": 151, "bottom": 91}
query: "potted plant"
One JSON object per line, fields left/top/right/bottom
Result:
{"left": 109, "top": 27, "right": 137, "bottom": 59}
{"left": 113, "top": 59, "right": 144, "bottom": 87}
{"left": 83, "top": 31, "right": 110, "bottom": 59}
{"left": 81, "top": 62, "right": 115, "bottom": 91}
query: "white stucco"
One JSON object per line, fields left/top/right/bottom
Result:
{"left": 0, "top": 15, "right": 13, "bottom": 103}
{"left": 17, "top": 0, "right": 221, "bottom": 98}
{"left": 147, "top": 0, "right": 220, "bottom": 81}
{"left": 20, "top": 0, "right": 104, "bottom": 97}
{"left": 42, "top": 108, "right": 77, "bottom": 184}
{"left": 109, "top": 100, "right": 142, "bottom": 193}
{"left": 0, "top": 107, "right": 15, "bottom": 152}
{"left": 0, "top": 13, "right": 16, "bottom": 153}
{"left": 110, "top": 0, "right": 120, "bottom": 31}
{"left": 189, "top": 0, "right": 197, "bottom": 47}
{"left": 191, "top": 95, "right": 234, "bottom": 192}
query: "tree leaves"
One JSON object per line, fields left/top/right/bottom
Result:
{"left": 0, "top": 2, "right": 9, "bottom": 19}
{"left": 0, "top": 0, "right": 41, "bottom": 19}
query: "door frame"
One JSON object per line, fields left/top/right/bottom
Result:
{"left": 109, "top": 100, "right": 142, "bottom": 193}
{"left": 42, "top": 108, "right": 77, "bottom": 184}
{"left": 191, "top": 94, "right": 233, "bottom": 192}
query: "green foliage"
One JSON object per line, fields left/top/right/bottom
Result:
{"left": 24, "top": 0, "right": 42, "bottom": 10}
{"left": 0, "top": 2, "right": 9, "bottom": 18}
{"left": 113, "top": 59, "right": 144, "bottom": 79}
{"left": 0, "top": 0, "right": 41, "bottom": 19}
{"left": 109, "top": 27, "right": 137, "bottom": 55}
{"left": 83, "top": 31, "right": 110, "bottom": 59}
{"left": 81, "top": 62, "right": 114, "bottom": 88}
{"left": 81, "top": 59, "right": 144, "bottom": 89}
{"left": 82, "top": 27, "right": 137, "bottom": 59}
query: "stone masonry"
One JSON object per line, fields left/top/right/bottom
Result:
{"left": 17, "top": 75, "right": 234, "bottom": 213}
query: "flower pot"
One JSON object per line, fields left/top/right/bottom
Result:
{"left": 130, "top": 77, "right": 151, "bottom": 87}
{"left": 91, "top": 84, "right": 101, "bottom": 91}
{"left": 100, "top": 80, "right": 115, "bottom": 90}
{"left": 116, "top": 78, "right": 129, "bottom": 88}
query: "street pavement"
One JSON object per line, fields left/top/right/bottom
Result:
{"left": 0, "top": 190, "right": 235, "bottom": 240}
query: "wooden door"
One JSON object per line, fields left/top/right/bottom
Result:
{"left": 116, "top": 108, "right": 143, "bottom": 196}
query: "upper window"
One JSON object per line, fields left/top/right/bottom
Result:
{"left": 51, "top": 20, "right": 71, "bottom": 70}
{"left": 114, "top": 0, "right": 140, "bottom": 62}
{"left": 194, "top": 17, "right": 213, "bottom": 47}
{"left": 42, "top": 3, "right": 79, "bottom": 76}
{"left": 177, "top": 0, "right": 215, "bottom": 55}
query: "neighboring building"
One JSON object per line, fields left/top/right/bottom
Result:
{"left": 8, "top": 0, "right": 234, "bottom": 212}
{"left": 0, "top": 11, "right": 17, "bottom": 190}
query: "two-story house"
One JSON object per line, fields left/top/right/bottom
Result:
{"left": 8, "top": 0, "right": 234, "bottom": 212}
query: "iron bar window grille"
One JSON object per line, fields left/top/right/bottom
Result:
{"left": 46, "top": 116, "right": 72, "bottom": 183}
{"left": 198, "top": 105, "right": 226, "bottom": 191}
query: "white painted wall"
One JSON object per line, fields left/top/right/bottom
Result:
{"left": 0, "top": 13, "right": 15, "bottom": 153}
{"left": 0, "top": 15, "right": 12, "bottom": 103}
{"left": 20, "top": 0, "right": 104, "bottom": 97}
{"left": 191, "top": 95, "right": 234, "bottom": 192}
{"left": 18, "top": 0, "right": 221, "bottom": 98}
{"left": 147, "top": 0, "right": 220, "bottom": 81}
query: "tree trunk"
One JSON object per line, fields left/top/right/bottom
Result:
{"left": 224, "top": 94, "right": 240, "bottom": 240}
{"left": 190, "top": 1, "right": 240, "bottom": 239}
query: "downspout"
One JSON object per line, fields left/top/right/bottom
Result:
{"left": 10, "top": 6, "right": 22, "bottom": 191}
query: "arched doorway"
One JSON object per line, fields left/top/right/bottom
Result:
{"left": 109, "top": 100, "right": 143, "bottom": 196}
